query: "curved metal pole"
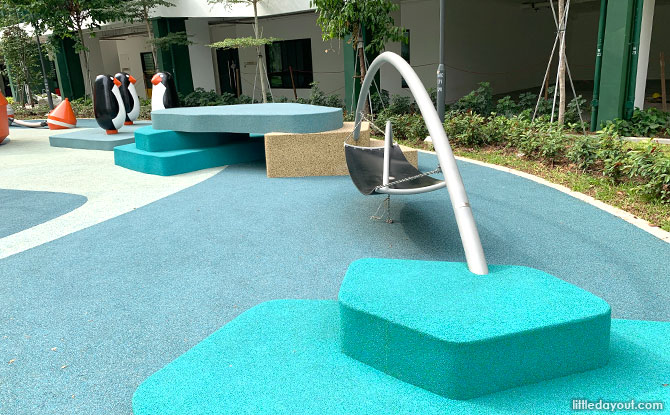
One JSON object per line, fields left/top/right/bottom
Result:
{"left": 353, "top": 52, "right": 488, "bottom": 275}
{"left": 377, "top": 182, "right": 447, "bottom": 195}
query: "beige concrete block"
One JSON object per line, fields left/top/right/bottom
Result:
{"left": 369, "top": 138, "right": 419, "bottom": 168}
{"left": 265, "top": 122, "right": 370, "bottom": 178}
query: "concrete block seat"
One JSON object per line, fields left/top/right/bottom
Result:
{"left": 265, "top": 122, "right": 370, "bottom": 177}
{"left": 132, "top": 299, "right": 669, "bottom": 415}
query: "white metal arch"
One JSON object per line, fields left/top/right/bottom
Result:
{"left": 353, "top": 52, "right": 488, "bottom": 275}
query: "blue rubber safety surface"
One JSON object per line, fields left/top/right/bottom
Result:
{"left": 133, "top": 300, "right": 670, "bottom": 415}
{"left": 0, "top": 152, "right": 668, "bottom": 414}
{"left": 0, "top": 189, "right": 87, "bottom": 238}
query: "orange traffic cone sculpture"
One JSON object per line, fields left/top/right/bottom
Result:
{"left": 47, "top": 98, "right": 77, "bottom": 130}
{"left": 0, "top": 92, "right": 9, "bottom": 144}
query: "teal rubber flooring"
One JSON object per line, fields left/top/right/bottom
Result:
{"left": 0, "top": 153, "right": 668, "bottom": 414}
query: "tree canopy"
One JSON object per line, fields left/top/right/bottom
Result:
{"left": 310, "top": 0, "right": 406, "bottom": 54}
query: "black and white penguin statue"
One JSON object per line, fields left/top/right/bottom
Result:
{"left": 94, "top": 74, "right": 126, "bottom": 135}
{"left": 151, "top": 71, "right": 179, "bottom": 111}
{"left": 114, "top": 72, "right": 140, "bottom": 125}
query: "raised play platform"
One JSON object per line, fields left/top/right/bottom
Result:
{"left": 115, "top": 103, "right": 351, "bottom": 177}
{"left": 49, "top": 121, "right": 151, "bottom": 151}
{"left": 151, "top": 103, "right": 343, "bottom": 134}
{"left": 132, "top": 259, "right": 623, "bottom": 414}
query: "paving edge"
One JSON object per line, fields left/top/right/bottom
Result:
{"left": 416, "top": 149, "right": 670, "bottom": 243}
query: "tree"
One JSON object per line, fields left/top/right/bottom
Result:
{"left": 45, "top": 0, "right": 119, "bottom": 98}
{"left": 0, "top": 0, "right": 56, "bottom": 108}
{"left": 114, "top": 0, "right": 189, "bottom": 70}
{"left": 311, "top": 0, "right": 406, "bottom": 113}
{"left": 557, "top": 0, "right": 566, "bottom": 124}
{"left": 208, "top": 0, "right": 272, "bottom": 103}
{"left": 0, "top": 25, "right": 41, "bottom": 106}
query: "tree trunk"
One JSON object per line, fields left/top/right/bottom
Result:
{"left": 253, "top": 0, "right": 268, "bottom": 103}
{"left": 357, "top": 31, "right": 369, "bottom": 115}
{"left": 558, "top": 0, "right": 566, "bottom": 124}
{"left": 144, "top": 6, "right": 159, "bottom": 70}
{"left": 34, "top": 24, "right": 54, "bottom": 110}
{"left": 77, "top": 26, "right": 93, "bottom": 99}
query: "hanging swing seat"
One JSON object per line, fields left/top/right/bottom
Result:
{"left": 344, "top": 142, "right": 444, "bottom": 195}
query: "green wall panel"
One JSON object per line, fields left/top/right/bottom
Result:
{"left": 597, "top": 0, "right": 635, "bottom": 126}
{"left": 53, "top": 37, "right": 86, "bottom": 100}
{"left": 151, "top": 18, "right": 194, "bottom": 96}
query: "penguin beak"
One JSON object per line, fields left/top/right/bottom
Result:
{"left": 151, "top": 74, "right": 162, "bottom": 86}
{"left": 129, "top": 75, "right": 137, "bottom": 85}
{"left": 113, "top": 78, "right": 122, "bottom": 87}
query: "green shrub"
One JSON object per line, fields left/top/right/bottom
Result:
{"left": 444, "top": 113, "right": 481, "bottom": 146}
{"left": 596, "top": 131, "right": 627, "bottom": 182}
{"left": 388, "top": 95, "right": 413, "bottom": 115}
{"left": 537, "top": 127, "right": 566, "bottom": 162}
{"left": 452, "top": 82, "right": 493, "bottom": 115}
{"left": 370, "top": 89, "right": 389, "bottom": 114}
{"left": 495, "top": 96, "right": 519, "bottom": 118}
{"left": 299, "top": 82, "right": 343, "bottom": 108}
{"left": 567, "top": 135, "right": 599, "bottom": 171}
{"left": 643, "top": 157, "right": 670, "bottom": 202}
{"left": 603, "top": 108, "right": 670, "bottom": 138}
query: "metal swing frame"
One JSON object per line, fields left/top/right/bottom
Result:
{"left": 350, "top": 52, "right": 488, "bottom": 275}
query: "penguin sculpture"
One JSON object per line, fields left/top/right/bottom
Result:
{"left": 151, "top": 72, "right": 179, "bottom": 111}
{"left": 94, "top": 74, "right": 126, "bottom": 135}
{"left": 115, "top": 72, "right": 140, "bottom": 125}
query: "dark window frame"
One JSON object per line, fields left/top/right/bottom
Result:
{"left": 265, "top": 38, "right": 313, "bottom": 89}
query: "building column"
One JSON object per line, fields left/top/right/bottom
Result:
{"left": 634, "top": 0, "right": 655, "bottom": 109}
{"left": 152, "top": 17, "right": 195, "bottom": 96}
{"left": 594, "top": 0, "right": 651, "bottom": 126}
{"left": 53, "top": 37, "right": 86, "bottom": 100}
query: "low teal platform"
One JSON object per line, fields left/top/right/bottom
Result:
{"left": 49, "top": 121, "right": 151, "bottom": 151}
{"left": 134, "top": 126, "right": 251, "bottom": 152}
{"left": 114, "top": 136, "right": 264, "bottom": 176}
{"left": 132, "top": 300, "right": 669, "bottom": 415}
{"left": 339, "top": 259, "right": 611, "bottom": 399}
{"left": 151, "top": 103, "right": 343, "bottom": 134}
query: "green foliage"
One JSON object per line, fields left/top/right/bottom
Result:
{"left": 0, "top": 25, "right": 42, "bottom": 105}
{"left": 602, "top": 108, "right": 670, "bottom": 138}
{"left": 495, "top": 96, "right": 519, "bottom": 118}
{"left": 152, "top": 31, "right": 193, "bottom": 50}
{"left": 388, "top": 94, "right": 412, "bottom": 115}
{"left": 297, "top": 83, "right": 343, "bottom": 108}
{"left": 45, "top": 0, "right": 120, "bottom": 53}
{"left": 310, "top": 0, "right": 406, "bottom": 54}
{"left": 208, "top": 37, "right": 278, "bottom": 50}
{"left": 567, "top": 135, "right": 599, "bottom": 171}
{"left": 452, "top": 82, "right": 493, "bottom": 116}
{"left": 370, "top": 89, "right": 389, "bottom": 114}
{"left": 181, "top": 88, "right": 246, "bottom": 107}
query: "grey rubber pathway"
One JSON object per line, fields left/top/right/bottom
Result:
{"left": 0, "top": 152, "right": 668, "bottom": 414}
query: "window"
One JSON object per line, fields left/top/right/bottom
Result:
{"left": 401, "top": 30, "right": 410, "bottom": 88}
{"left": 265, "top": 39, "right": 313, "bottom": 89}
